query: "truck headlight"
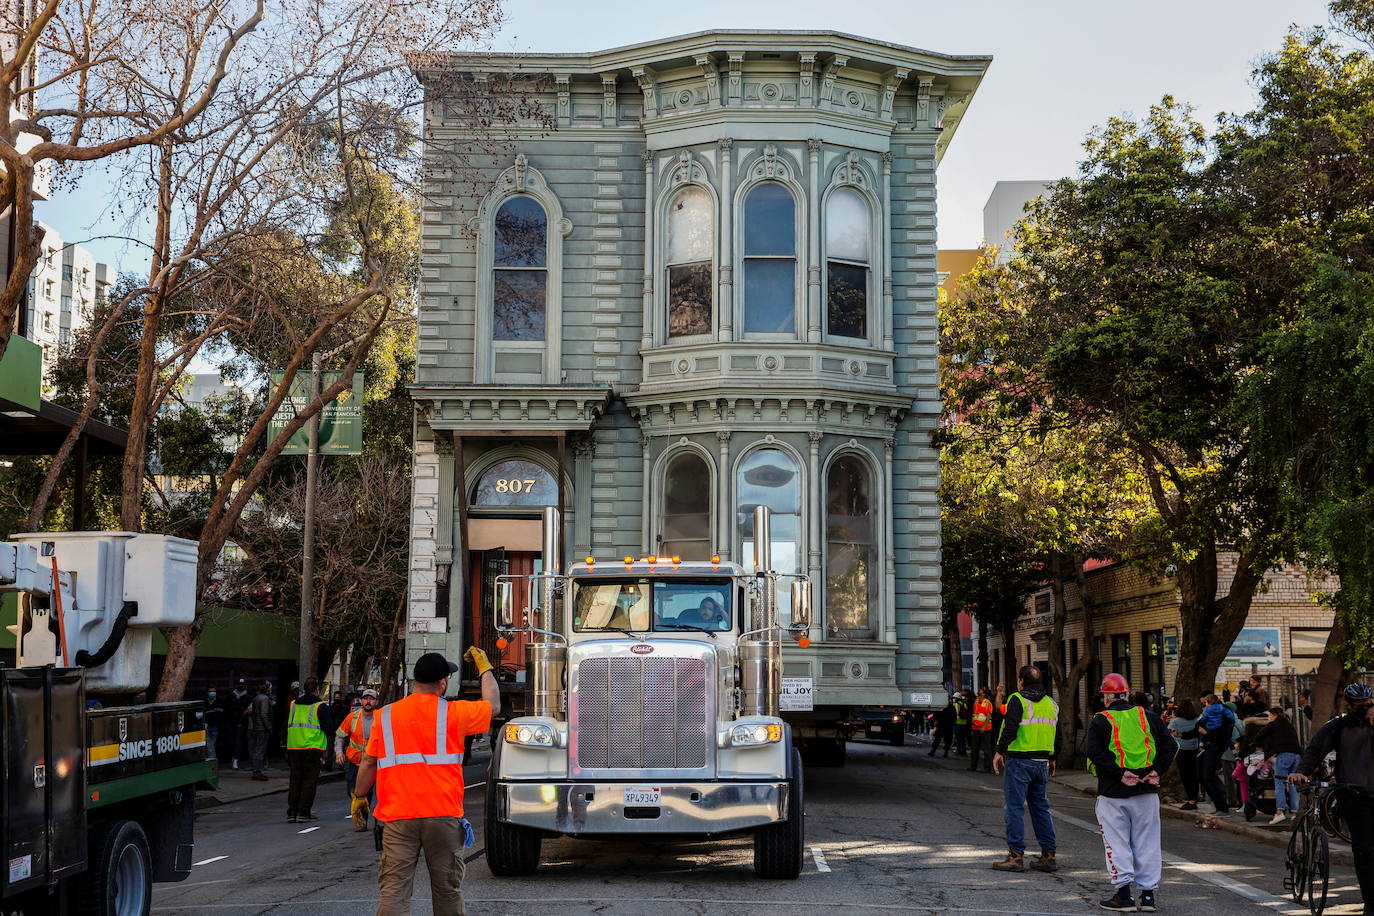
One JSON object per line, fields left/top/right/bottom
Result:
{"left": 730, "top": 723, "right": 782, "bottom": 747}
{"left": 504, "top": 722, "right": 556, "bottom": 748}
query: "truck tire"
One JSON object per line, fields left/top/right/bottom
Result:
{"left": 483, "top": 742, "right": 541, "bottom": 877}
{"left": 76, "top": 819, "right": 152, "bottom": 916}
{"left": 754, "top": 747, "right": 805, "bottom": 879}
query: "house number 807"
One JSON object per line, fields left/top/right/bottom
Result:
{"left": 494, "top": 479, "right": 537, "bottom": 495}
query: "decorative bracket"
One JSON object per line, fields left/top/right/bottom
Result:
{"left": 600, "top": 73, "right": 618, "bottom": 127}
{"left": 554, "top": 74, "right": 571, "bottom": 127}
{"left": 695, "top": 54, "right": 722, "bottom": 107}
{"left": 798, "top": 52, "right": 817, "bottom": 106}
{"left": 632, "top": 66, "right": 658, "bottom": 118}
{"left": 879, "top": 67, "right": 909, "bottom": 120}
{"left": 820, "top": 55, "right": 849, "bottom": 105}
{"left": 726, "top": 52, "right": 744, "bottom": 105}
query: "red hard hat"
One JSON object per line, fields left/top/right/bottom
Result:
{"left": 1100, "top": 673, "right": 1130, "bottom": 694}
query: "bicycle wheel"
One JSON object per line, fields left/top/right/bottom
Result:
{"left": 1319, "top": 788, "right": 1353, "bottom": 845}
{"left": 1286, "top": 820, "right": 1307, "bottom": 902}
{"left": 1306, "top": 828, "right": 1329, "bottom": 916}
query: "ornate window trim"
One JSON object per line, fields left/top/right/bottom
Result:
{"left": 820, "top": 442, "right": 886, "bottom": 639}
{"left": 470, "top": 155, "right": 572, "bottom": 384}
{"left": 650, "top": 437, "right": 718, "bottom": 558}
{"left": 464, "top": 444, "right": 573, "bottom": 516}
{"left": 733, "top": 145, "right": 806, "bottom": 341}
{"left": 655, "top": 150, "right": 719, "bottom": 347}
{"left": 821, "top": 152, "right": 882, "bottom": 348}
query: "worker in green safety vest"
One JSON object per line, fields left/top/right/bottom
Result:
{"left": 1084, "top": 673, "right": 1177, "bottom": 913}
{"left": 991, "top": 665, "right": 1061, "bottom": 874}
{"left": 285, "top": 676, "right": 336, "bottom": 824}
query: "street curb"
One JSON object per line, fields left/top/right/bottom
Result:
{"left": 1050, "top": 774, "right": 1356, "bottom": 868}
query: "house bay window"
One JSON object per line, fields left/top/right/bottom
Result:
{"left": 666, "top": 187, "right": 713, "bottom": 338}
{"left": 659, "top": 451, "right": 712, "bottom": 559}
{"left": 825, "top": 455, "right": 876, "bottom": 637}
{"left": 825, "top": 188, "right": 870, "bottom": 340}
{"left": 742, "top": 182, "right": 797, "bottom": 334}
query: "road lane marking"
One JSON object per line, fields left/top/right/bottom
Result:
{"left": 811, "top": 846, "right": 832, "bottom": 872}
{"left": 1050, "top": 810, "right": 1298, "bottom": 911}
{"left": 296, "top": 826, "right": 320, "bottom": 834}
{"left": 191, "top": 855, "right": 228, "bottom": 867}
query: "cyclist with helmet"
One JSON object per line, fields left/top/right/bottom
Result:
{"left": 1290, "top": 682, "right": 1374, "bottom": 909}
{"left": 1084, "top": 673, "right": 1177, "bottom": 912}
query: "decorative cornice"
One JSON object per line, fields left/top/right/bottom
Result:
{"left": 410, "top": 385, "right": 612, "bottom": 432}
{"left": 625, "top": 389, "right": 910, "bottom": 435}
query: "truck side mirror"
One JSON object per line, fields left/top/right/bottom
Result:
{"left": 495, "top": 581, "right": 515, "bottom": 630}
{"left": 790, "top": 579, "right": 812, "bottom": 630}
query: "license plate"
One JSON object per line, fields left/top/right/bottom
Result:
{"left": 623, "top": 786, "right": 661, "bottom": 805}
{"left": 870, "top": 726, "right": 883, "bottom": 734}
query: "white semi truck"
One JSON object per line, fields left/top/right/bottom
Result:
{"left": 0, "top": 532, "right": 211, "bottom": 915}
{"left": 484, "top": 506, "right": 810, "bottom": 878}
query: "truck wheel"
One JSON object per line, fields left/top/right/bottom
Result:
{"left": 77, "top": 819, "right": 152, "bottom": 916}
{"left": 483, "top": 742, "right": 541, "bottom": 876}
{"left": 889, "top": 728, "right": 905, "bottom": 747}
{"left": 754, "top": 747, "right": 805, "bottom": 879}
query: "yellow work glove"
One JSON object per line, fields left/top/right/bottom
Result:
{"left": 464, "top": 646, "right": 494, "bottom": 676}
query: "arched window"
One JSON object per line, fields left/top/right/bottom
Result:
{"left": 737, "top": 447, "right": 801, "bottom": 621}
{"left": 826, "top": 455, "right": 876, "bottom": 637}
{"left": 471, "top": 459, "right": 558, "bottom": 507}
{"left": 659, "top": 451, "right": 711, "bottom": 559}
{"left": 666, "top": 187, "right": 713, "bottom": 338}
{"left": 826, "top": 188, "right": 870, "bottom": 340}
{"left": 742, "top": 183, "right": 796, "bottom": 334}
{"left": 493, "top": 196, "right": 548, "bottom": 340}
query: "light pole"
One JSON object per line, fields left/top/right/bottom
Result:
{"left": 299, "top": 351, "right": 321, "bottom": 682}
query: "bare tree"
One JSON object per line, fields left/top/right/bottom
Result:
{"left": 19, "top": 0, "right": 534, "bottom": 699}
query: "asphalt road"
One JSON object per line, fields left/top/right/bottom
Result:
{"left": 153, "top": 739, "right": 1364, "bottom": 915}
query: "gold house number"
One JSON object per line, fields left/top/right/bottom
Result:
{"left": 493, "top": 479, "right": 538, "bottom": 495}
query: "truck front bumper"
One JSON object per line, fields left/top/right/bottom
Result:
{"left": 498, "top": 781, "right": 789, "bottom": 835}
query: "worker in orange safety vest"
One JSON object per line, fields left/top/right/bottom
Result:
{"left": 969, "top": 687, "right": 995, "bottom": 773}
{"left": 335, "top": 687, "right": 379, "bottom": 831}
{"left": 355, "top": 649, "right": 499, "bottom": 916}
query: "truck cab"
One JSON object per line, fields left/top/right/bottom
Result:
{"left": 485, "top": 508, "right": 808, "bottom": 879}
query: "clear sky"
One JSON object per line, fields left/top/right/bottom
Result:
{"left": 39, "top": 0, "right": 1333, "bottom": 271}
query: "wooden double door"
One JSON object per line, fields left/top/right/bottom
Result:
{"left": 468, "top": 548, "right": 542, "bottom": 676}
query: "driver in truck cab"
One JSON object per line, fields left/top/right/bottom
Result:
{"left": 676, "top": 596, "right": 726, "bottom": 628}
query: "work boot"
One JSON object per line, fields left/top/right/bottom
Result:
{"left": 1138, "top": 889, "right": 1157, "bottom": 912}
{"left": 286, "top": 813, "right": 297, "bottom": 823}
{"left": 1098, "top": 886, "right": 1134, "bottom": 911}
{"left": 299, "top": 812, "right": 317, "bottom": 821}
{"left": 991, "top": 851, "right": 1025, "bottom": 872}
{"left": 1030, "top": 852, "right": 1058, "bottom": 872}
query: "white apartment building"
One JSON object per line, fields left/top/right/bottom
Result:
{"left": 26, "top": 222, "right": 110, "bottom": 389}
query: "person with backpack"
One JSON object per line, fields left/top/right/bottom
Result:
{"left": 1290, "top": 683, "right": 1374, "bottom": 910}
{"left": 1085, "top": 673, "right": 1177, "bottom": 912}
{"left": 1196, "top": 693, "right": 1237, "bottom": 816}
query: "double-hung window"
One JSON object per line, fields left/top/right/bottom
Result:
{"left": 742, "top": 183, "right": 796, "bottom": 334}
{"left": 493, "top": 196, "right": 548, "bottom": 341}
{"left": 666, "top": 187, "right": 713, "bottom": 338}
{"left": 825, "top": 188, "right": 870, "bottom": 340}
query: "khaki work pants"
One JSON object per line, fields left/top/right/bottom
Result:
{"left": 376, "top": 816, "right": 466, "bottom": 916}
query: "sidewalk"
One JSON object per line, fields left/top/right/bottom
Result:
{"left": 1050, "top": 766, "right": 1356, "bottom": 867}
{"left": 196, "top": 759, "right": 343, "bottom": 809}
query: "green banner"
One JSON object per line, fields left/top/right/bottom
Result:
{"left": 268, "top": 370, "right": 364, "bottom": 455}
{"left": 0, "top": 335, "right": 42, "bottom": 410}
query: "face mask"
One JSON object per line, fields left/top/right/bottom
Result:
{"left": 208, "top": 692, "right": 216, "bottom": 700}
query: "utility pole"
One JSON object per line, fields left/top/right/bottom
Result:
{"left": 299, "top": 351, "right": 321, "bottom": 682}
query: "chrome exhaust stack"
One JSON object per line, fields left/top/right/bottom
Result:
{"left": 526, "top": 506, "right": 567, "bottom": 718}
{"left": 740, "top": 506, "right": 781, "bottom": 717}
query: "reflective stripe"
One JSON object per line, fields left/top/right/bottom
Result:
{"left": 1023, "top": 717, "right": 1057, "bottom": 725}
{"left": 376, "top": 699, "right": 466, "bottom": 770}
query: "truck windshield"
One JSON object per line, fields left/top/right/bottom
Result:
{"left": 572, "top": 579, "right": 733, "bottom": 633}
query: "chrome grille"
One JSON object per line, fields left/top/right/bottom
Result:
{"left": 573, "top": 654, "right": 709, "bottom": 771}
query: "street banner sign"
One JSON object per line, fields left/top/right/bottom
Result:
{"left": 1222, "top": 626, "right": 1283, "bottom": 667}
{"left": 268, "top": 371, "right": 364, "bottom": 455}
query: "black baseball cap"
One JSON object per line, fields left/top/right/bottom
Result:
{"left": 413, "top": 652, "right": 458, "bottom": 684}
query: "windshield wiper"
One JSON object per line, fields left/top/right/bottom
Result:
{"left": 657, "top": 623, "right": 718, "bottom": 639}
{"left": 577, "top": 626, "right": 636, "bottom": 637}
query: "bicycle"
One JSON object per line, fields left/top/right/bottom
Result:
{"left": 1284, "top": 782, "right": 1365, "bottom": 916}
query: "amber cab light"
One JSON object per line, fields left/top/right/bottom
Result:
{"left": 585, "top": 556, "right": 595, "bottom": 565}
